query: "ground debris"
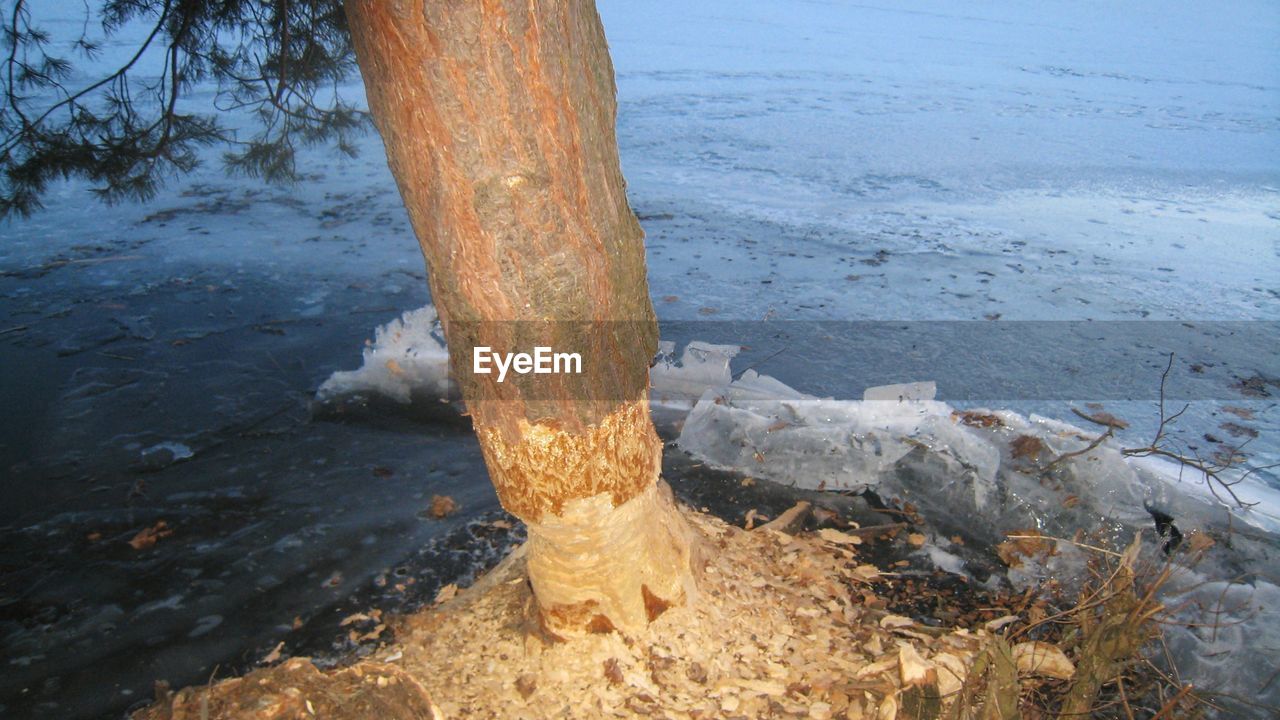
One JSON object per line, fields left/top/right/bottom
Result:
{"left": 128, "top": 520, "right": 174, "bottom": 550}
{"left": 133, "top": 659, "right": 440, "bottom": 720}
{"left": 1072, "top": 406, "right": 1130, "bottom": 429}
{"left": 952, "top": 410, "right": 1004, "bottom": 429}
{"left": 133, "top": 507, "right": 1171, "bottom": 719}
{"left": 425, "top": 494, "right": 458, "bottom": 519}
{"left": 1012, "top": 641, "right": 1075, "bottom": 680}
{"left": 1009, "top": 434, "right": 1047, "bottom": 462}
{"left": 995, "top": 529, "right": 1058, "bottom": 568}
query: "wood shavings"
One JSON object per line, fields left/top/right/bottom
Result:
{"left": 897, "top": 644, "right": 936, "bottom": 687}
{"left": 984, "top": 614, "right": 1020, "bottom": 632}
{"left": 134, "top": 503, "right": 1097, "bottom": 720}
{"left": 1013, "top": 641, "right": 1075, "bottom": 679}
{"left": 433, "top": 583, "right": 457, "bottom": 605}
{"left": 878, "top": 614, "right": 914, "bottom": 629}
{"left": 261, "top": 641, "right": 285, "bottom": 665}
{"left": 818, "top": 528, "right": 863, "bottom": 545}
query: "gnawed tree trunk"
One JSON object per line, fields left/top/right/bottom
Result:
{"left": 343, "top": 0, "right": 696, "bottom": 636}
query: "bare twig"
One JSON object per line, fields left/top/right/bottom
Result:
{"left": 1043, "top": 425, "right": 1114, "bottom": 473}
{"left": 1149, "top": 684, "right": 1193, "bottom": 720}
{"left": 1044, "top": 353, "right": 1262, "bottom": 509}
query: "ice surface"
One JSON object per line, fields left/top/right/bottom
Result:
{"left": 8, "top": 1, "right": 1277, "bottom": 716}
{"left": 315, "top": 312, "right": 1278, "bottom": 545}
{"left": 606, "top": 0, "right": 1279, "bottom": 324}
{"left": 677, "top": 376, "right": 1000, "bottom": 506}
{"left": 677, "top": 365, "right": 1278, "bottom": 539}
{"left": 1161, "top": 573, "right": 1280, "bottom": 714}
{"left": 863, "top": 381, "right": 936, "bottom": 402}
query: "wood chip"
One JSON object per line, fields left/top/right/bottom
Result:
{"left": 735, "top": 678, "right": 787, "bottom": 696}
{"left": 932, "top": 653, "right": 967, "bottom": 696}
{"left": 427, "top": 495, "right": 458, "bottom": 519}
{"left": 261, "top": 641, "right": 285, "bottom": 665}
{"left": 1012, "top": 641, "right": 1075, "bottom": 679}
{"left": 984, "top": 615, "right": 1020, "bottom": 633}
{"left": 128, "top": 520, "right": 174, "bottom": 550}
{"left": 758, "top": 501, "right": 812, "bottom": 534}
{"left": 818, "top": 528, "right": 863, "bottom": 546}
{"left": 434, "top": 583, "right": 458, "bottom": 605}
{"left": 515, "top": 674, "right": 538, "bottom": 699}
{"left": 898, "top": 645, "right": 936, "bottom": 687}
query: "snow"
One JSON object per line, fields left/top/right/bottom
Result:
{"left": 605, "top": 0, "right": 1279, "bottom": 323}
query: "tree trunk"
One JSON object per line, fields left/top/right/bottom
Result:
{"left": 343, "top": 0, "right": 695, "bottom": 636}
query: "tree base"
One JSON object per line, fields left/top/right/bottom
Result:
{"left": 525, "top": 481, "right": 698, "bottom": 638}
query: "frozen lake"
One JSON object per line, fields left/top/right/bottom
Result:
{"left": 2, "top": 1, "right": 1277, "bottom": 717}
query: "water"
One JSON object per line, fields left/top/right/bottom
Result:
{"left": 2, "top": 0, "right": 1278, "bottom": 717}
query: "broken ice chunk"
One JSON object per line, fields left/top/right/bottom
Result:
{"left": 139, "top": 441, "right": 195, "bottom": 470}
{"left": 650, "top": 340, "right": 742, "bottom": 409}
{"left": 317, "top": 305, "right": 452, "bottom": 404}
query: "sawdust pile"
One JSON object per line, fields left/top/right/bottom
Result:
{"left": 135, "top": 505, "right": 1154, "bottom": 719}
{"left": 135, "top": 661, "right": 439, "bottom": 720}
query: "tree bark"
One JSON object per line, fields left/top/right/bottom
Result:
{"left": 343, "top": 0, "right": 695, "bottom": 636}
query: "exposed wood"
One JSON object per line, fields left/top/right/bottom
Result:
{"left": 526, "top": 482, "right": 696, "bottom": 637}
{"left": 477, "top": 396, "right": 660, "bottom": 520}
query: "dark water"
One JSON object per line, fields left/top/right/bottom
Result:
{"left": 0, "top": 258, "right": 501, "bottom": 719}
